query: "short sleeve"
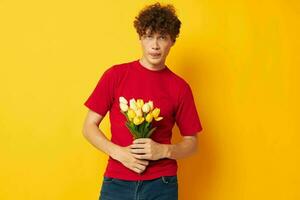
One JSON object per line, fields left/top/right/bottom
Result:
{"left": 175, "top": 84, "right": 203, "bottom": 136}
{"left": 83, "top": 66, "right": 116, "bottom": 117}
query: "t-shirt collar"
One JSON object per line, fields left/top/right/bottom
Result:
{"left": 134, "top": 59, "right": 169, "bottom": 73}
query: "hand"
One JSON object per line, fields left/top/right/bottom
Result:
{"left": 111, "top": 145, "right": 149, "bottom": 174}
{"left": 130, "top": 138, "right": 167, "bottom": 161}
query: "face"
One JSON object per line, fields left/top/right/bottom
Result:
{"left": 139, "top": 29, "right": 175, "bottom": 68}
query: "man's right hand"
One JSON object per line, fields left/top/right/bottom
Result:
{"left": 111, "top": 145, "right": 149, "bottom": 174}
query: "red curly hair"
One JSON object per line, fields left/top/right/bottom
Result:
{"left": 133, "top": 2, "right": 181, "bottom": 42}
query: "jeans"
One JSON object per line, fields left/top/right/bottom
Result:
{"left": 99, "top": 175, "right": 178, "bottom": 200}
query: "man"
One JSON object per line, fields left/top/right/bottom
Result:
{"left": 82, "top": 2, "right": 203, "bottom": 200}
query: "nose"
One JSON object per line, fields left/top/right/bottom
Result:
{"left": 151, "top": 39, "right": 160, "bottom": 50}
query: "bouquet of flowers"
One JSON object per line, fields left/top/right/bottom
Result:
{"left": 119, "top": 96, "right": 163, "bottom": 139}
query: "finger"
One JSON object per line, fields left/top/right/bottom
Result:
{"left": 137, "top": 159, "right": 149, "bottom": 166}
{"left": 134, "top": 164, "right": 146, "bottom": 172}
{"left": 133, "top": 153, "right": 148, "bottom": 160}
{"left": 130, "top": 144, "right": 146, "bottom": 149}
{"left": 133, "top": 138, "right": 150, "bottom": 144}
{"left": 132, "top": 167, "right": 142, "bottom": 174}
{"left": 131, "top": 148, "right": 148, "bottom": 154}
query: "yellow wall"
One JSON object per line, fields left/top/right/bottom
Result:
{"left": 1, "top": 0, "right": 299, "bottom": 199}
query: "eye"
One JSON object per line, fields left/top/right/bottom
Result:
{"left": 160, "top": 35, "right": 166, "bottom": 40}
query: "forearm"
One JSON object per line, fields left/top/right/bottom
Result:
{"left": 163, "top": 137, "right": 198, "bottom": 160}
{"left": 82, "top": 124, "right": 119, "bottom": 158}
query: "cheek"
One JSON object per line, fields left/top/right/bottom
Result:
{"left": 141, "top": 44, "right": 148, "bottom": 52}
{"left": 162, "top": 46, "right": 171, "bottom": 55}
{"left": 141, "top": 43, "right": 150, "bottom": 50}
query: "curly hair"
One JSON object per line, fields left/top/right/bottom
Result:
{"left": 133, "top": 2, "right": 181, "bottom": 42}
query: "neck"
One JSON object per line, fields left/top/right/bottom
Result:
{"left": 139, "top": 57, "right": 166, "bottom": 71}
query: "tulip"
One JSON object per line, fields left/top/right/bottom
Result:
{"left": 142, "top": 103, "right": 151, "bottom": 113}
{"left": 119, "top": 96, "right": 128, "bottom": 105}
{"left": 136, "top": 99, "right": 144, "bottom": 109}
{"left": 127, "top": 109, "right": 136, "bottom": 121}
{"left": 148, "top": 100, "right": 154, "bottom": 110}
{"left": 151, "top": 108, "right": 163, "bottom": 121}
{"left": 133, "top": 116, "right": 144, "bottom": 125}
{"left": 120, "top": 103, "right": 128, "bottom": 112}
{"left": 129, "top": 98, "right": 138, "bottom": 111}
{"left": 151, "top": 108, "right": 160, "bottom": 118}
{"left": 154, "top": 116, "right": 163, "bottom": 121}
{"left": 145, "top": 113, "right": 153, "bottom": 123}
{"left": 135, "top": 108, "right": 143, "bottom": 117}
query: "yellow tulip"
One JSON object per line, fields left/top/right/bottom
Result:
{"left": 127, "top": 109, "right": 136, "bottom": 121}
{"left": 136, "top": 99, "right": 144, "bottom": 109}
{"left": 151, "top": 108, "right": 160, "bottom": 118}
{"left": 154, "top": 116, "right": 163, "bottom": 121}
{"left": 135, "top": 108, "right": 143, "bottom": 117}
{"left": 133, "top": 116, "right": 144, "bottom": 125}
{"left": 150, "top": 108, "right": 163, "bottom": 121}
{"left": 145, "top": 113, "right": 153, "bottom": 123}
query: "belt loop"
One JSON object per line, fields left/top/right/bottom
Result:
{"left": 162, "top": 176, "right": 168, "bottom": 183}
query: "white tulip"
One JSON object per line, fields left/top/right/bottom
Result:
{"left": 142, "top": 103, "right": 151, "bottom": 113}
{"left": 129, "top": 98, "right": 138, "bottom": 111}
{"left": 120, "top": 103, "right": 128, "bottom": 112}
{"left": 148, "top": 100, "right": 154, "bottom": 110}
{"left": 119, "top": 96, "right": 128, "bottom": 105}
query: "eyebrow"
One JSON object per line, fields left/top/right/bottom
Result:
{"left": 145, "top": 33, "right": 167, "bottom": 37}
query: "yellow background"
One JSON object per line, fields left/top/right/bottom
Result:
{"left": 1, "top": 0, "right": 299, "bottom": 199}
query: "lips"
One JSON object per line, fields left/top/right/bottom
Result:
{"left": 149, "top": 53, "right": 161, "bottom": 57}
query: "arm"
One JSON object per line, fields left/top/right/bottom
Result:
{"left": 82, "top": 110, "right": 119, "bottom": 157}
{"left": 130, "top": 135, "right": 199, "bottom": 160}
{"left": 164, "top": 135, "right": 198, "bottom": 160}
{"left": 82, "top": 110, "right": 149, "bottom": 174}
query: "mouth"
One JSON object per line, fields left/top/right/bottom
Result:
{"left": 149, "top": 53, "right": 161, "bottom": 58}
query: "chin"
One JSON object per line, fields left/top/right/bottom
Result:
{"left": 147, "top": 57, "right": 163, "bottom": 65}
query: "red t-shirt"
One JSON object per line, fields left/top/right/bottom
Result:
{"left": 84, "top": 59, "right": 203, "bottom": 180}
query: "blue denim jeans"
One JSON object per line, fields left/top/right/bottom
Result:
{"left": 99, "top": 175, "right": 178, "bottom": 200}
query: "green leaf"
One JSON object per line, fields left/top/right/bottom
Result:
{"left": 144, "top": 122, "right": 150, "bottom": 132}
{"left": 146, "top": 122, "right": 150, "bottom": 128}
{"left": 126, "top": 122, "right": 138, "bottom": 138}
{"left": 145, "top": 127, "right": 157, "bottom": 138}
{"left": 140, "top": 123, "right": 144, "bottom": 137}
